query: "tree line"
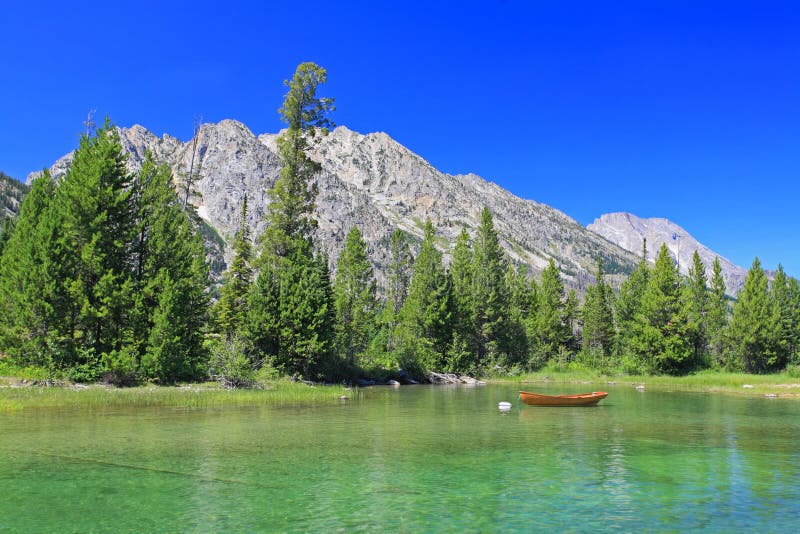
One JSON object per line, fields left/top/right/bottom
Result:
{"left": 1, "top": 63, "right": 798, "bottom": 384}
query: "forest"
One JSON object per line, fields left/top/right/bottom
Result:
{"left": 1, "top": 62, "right": 799, "bottom": 386}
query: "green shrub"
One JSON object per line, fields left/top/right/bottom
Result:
{"left": 786, "top": 364, "right": 800, "bottom": 379}
{"left": 207, "top": 337, "right": 257, "bottom": 388}
{"left": 100, "top": 347, "right": 139, "bottom": 386}
{"left": 66, "top": 361, "right": 103, "bottom": 383}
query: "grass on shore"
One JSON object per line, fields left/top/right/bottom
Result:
{"left": 0, "top": 379, "right": 354, "bottom": 414}
{"left": 489, "top": 362, "right": 800, "bottom": 397}
{"left": 4, "top": 360, "right": 800, "bottom": 413}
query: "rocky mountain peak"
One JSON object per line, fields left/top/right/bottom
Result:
{"left": 588, "top": 212, "right": 747, "bottom": 295}
{"left": 30, "top": 120, "right": 643, "bottom": 291}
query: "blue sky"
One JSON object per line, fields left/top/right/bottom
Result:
{"left": 2, "top": 1, "right": 799, "bottom": 276}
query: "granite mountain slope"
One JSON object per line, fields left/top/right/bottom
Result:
{"left": 0, "top": 171, "right": 28, "bottom": 220}
{"left": 30, "top": 120, "right": 640, "bottom": 289}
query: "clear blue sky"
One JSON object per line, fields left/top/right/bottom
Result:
{"left": 2, "top": 1, "right": 799, "bottom": 276}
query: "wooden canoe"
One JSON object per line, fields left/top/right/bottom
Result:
{"left": 519, "top": 390, "right": 608, "bottom": 406}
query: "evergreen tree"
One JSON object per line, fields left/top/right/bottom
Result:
{"left": 729, "top": 258, "right": 780, "bottom": 372}
{"left": 50, "top": 119, "right": 137, "bottom": 365}
{"left": 1, "top": 136, "right": 209, "bottom": 383}
{"left": 533, "top": 258, "right": 569, "bottom": 366}
{"left": 446, "top": 226, "right": 476, "bottom": 372}
{"left": 0, "top": 216, "right": 15, "bottom": 258}
{"left": 770, "top": 265, "right": 793, "bottom": 368}
{"left": 0, "top": 174, "right": 59, "bottom": 364}
{"left": 380, "top": 229, "right": 413, "bottom": 352}
{"left": 215, "top": 196, "right": 253, "bottom": 339}
{"left": 142, "top": 273, "right": 191, "bottom": 382}
{"left": 133, "top": 156, "right": 210, "bottom": 382}
{"left": 789, "top": 277, "right": 800, "bottom": 365}
{"left": 260, "top": 62, "right": 333, "bottom": 258}
{"left": 245, "top": 257, "right": 281, "bottom": 359}
{"left": 248, "top": 62, "right": 335, "bottom": 379}
{"left": 523, "top": 276, "right": 541, "bottom": 359}
{"left": 504, "top": 263, "right": 533, "bottom": 368}
{"left": 472, "top": 207, "right": 512, "bottom": 366}
{"left": 450, "top": 227, "right": 474, "bottom": 333}
{"left": 581, "top": 257, "right": 616, "bottom": 360}
{"left": 631, "top": 243, "right": 692, "bottom": 374}
{"left": 563, "top": 289, "right": 580, "bottom": 354}
{"left": 706, "top": 257, "right": 729, "bottom": 366}
{"left": 616, "top": 239, "right": 650, "bottom": 357}
{"left": 398, "top": 220, "right": 452, "bottom": 371}
{"left": 333, "top": 227, "right": 378, "bottom": 368}
{"left": 682, "top": 251, "right": 709, "bottom": 367}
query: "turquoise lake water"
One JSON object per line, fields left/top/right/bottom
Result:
{"left": 1, "top": 384, "right": 799, "bottom": 532}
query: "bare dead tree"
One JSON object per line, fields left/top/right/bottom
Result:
{"left": 83, "top": 109, "right": 97, "bottom": 137}
{"left": 184, "top": 117, "right": 202, "bottom": 208}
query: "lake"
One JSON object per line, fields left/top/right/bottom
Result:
{"left": 1, "top": 384, "right": 799, "bottom": 531}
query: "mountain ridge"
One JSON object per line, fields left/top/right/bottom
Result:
{"left": 28, "top": 120, "right": 642, "bottom": 289}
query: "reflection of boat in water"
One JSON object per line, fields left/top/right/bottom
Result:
{"left": 519, "top": 390, "right": 608, "bottom": 406}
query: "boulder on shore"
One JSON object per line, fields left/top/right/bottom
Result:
{"left": 426, "top": 372, "right": 486, "bottom": 385}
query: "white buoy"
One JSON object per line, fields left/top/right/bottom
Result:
{"left": 498, "top": 401, "right": 512, "bottom": 411}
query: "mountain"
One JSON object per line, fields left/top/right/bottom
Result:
{"left": 29, "top": 120, "right": 641, "bottom": 289}
{"left": 0, "top": 171, "right": 30, "bottom": 251}
{"left": 0, "top": 171, "right": 29, "bottom": 220}
{"left": 587, "top": 212, "right": 747, "bottom": 295}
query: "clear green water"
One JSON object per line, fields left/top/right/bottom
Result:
{"left": 2, "top": 384, "right": 799, "bottom": 532}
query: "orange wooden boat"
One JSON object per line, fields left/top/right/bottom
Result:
{"left": 519, "top": 390, "right": 608, "bottom": 406}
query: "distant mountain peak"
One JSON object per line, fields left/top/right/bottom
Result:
{"left": 588, "top": 212, "right": 747, "bottom": 295}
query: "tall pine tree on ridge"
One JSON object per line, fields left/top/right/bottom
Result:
{"left": 246, "top": 62, "right": 336, "bottom": 379}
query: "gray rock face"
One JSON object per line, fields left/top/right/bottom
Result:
{"left": 30, "top": 120, "right": 642, "bottom": 290}
{"left": 1, "top": 172, "right": 29, "bottom": 220}
{"left": 587, "top": 212, "right": 747, "bottom": 295}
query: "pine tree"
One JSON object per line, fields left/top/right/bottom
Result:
{"left": 632, "top": 243, "right": 692, "bottom": 374}
{"left": 616, "top": 239, "right": 650, "bottom": 357}
{"left": 682, "top": 251, "right": 709, "bottom": 367}
{"left": 450, "top": 227, "right": 474, "bottom": 332}
{"left": 380, "top": 229, "right": 413, "bottom": 352}
{"left": 533, "top": 258, "right": 569, "bottom": 366}
{"left": 729, "top": 258, "right": 779, "bottom": 372}
{"left": 0, "top": 216, "right": 15, "bottom": 258}
{"left": 563, "top": 289, "right": 579, "bottom": 354}
{"left": 770, "top": 265, "right": 793, "bottom": 369}
{"left": 374, "top": 229, "right": 413, "bottom": 364}
{"left": 50, "top": 119, "right": 137, "bottom": 366}
{"left": 504, "top": 263, "right": 532, "bottom": 367}
{"left": 260, "top": 62, "right": 333, "bottom": 259}
{"left": 446, "top": 226, "right": 476, "bottom": 372}
{"left": 581, "top": 257, "right": 616, "bottom": 360}
{"left": 1, "top": 129, "right": 209, "bottom": 382}
{"left": 789, "top": 277, "right": 800, "bottom": 365}
{"left": 523, "top": 276, "right": 541, "bottom": 359}
{"left": 133, "top": 156, "right": 210, "bottom": 382}
{"left": 0, "top": 173, "right": 59, "bottom": 365}
{"left": 215, "top": 196, "right": 254, "bottom": 339}
{"left": 245, "top": 258, "right": 281, "bottom": 359}
{"left": 398, "top": 220, "right": 452, "bottom": 371}
{"left": 472, "top": 207, "right": 512, "bottom": 366}
{"left": 247, "top": 62, "right": 336, "bottom": 379}
{"left": 706, "top": 257, "right": 729, "bottom": 366}
{"left": 333, "top": 227, "right": 378, "bottom": 368}
{"left": 142, "top": 273, "right": 189, "bottom": 382}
